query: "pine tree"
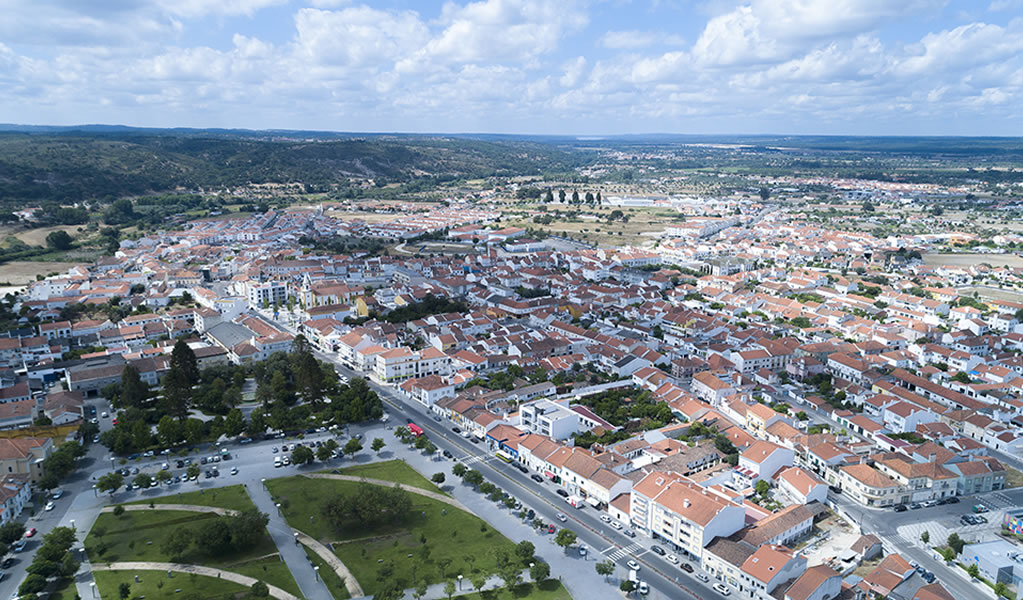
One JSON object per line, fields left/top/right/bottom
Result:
{"left": 571, "top": 190, "right": 580, "bottom": 204}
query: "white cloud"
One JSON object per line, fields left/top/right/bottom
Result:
{"left": 559, "top": 56, "right": 587, "bottom": 87}
{"left": 293, "top": 7, "right": 429, "bottom": 68}
{"left": 895, "top": 22, "right": 1023, "bottom": 77}
{"left": 154, "top": 0, "right": 286, "bottom": 18}
{"left": 693, "top": 0, "right": 946, "bottom": 66}
{"left": 599, "top": 30, "right": 685, "bottom": 49}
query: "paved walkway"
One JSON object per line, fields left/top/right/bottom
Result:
{"left": 99, "top": 504, "right": 240, "bottom": 516}
{"left": 303, "top": 473, "right": 469, "bottom": 511}
{"left": 252, "top": 481, "right": 334, "bottom": 600}
{"left": 92, "top": 562, "right": 301, "bottom": 600}
{"left": 293, "top": 530, "right": 363, "bottom": 597}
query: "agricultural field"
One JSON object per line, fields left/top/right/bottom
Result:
{"left": 923, "top": 253, "right": 1023, "bottom": 268}
{"left": 0, "top": 261, "right": 80, "bottom": 284}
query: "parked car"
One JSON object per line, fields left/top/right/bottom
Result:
{"left": 531, "top": 474, "right": 544, "bottom": 484}
{"left": 627, "top": 560, "right": 641, "bottom": 571}
{"left": 651, "top": 545, "right": 666, "bottom": 556}
{"left": 23, "top": 528, "right": 35, "bottom": 538}
{"left": 713, "top": 583, "right": 731, "bottom": 596}
{"left": 909, "top": 502, "right": 922, "bottom": 510}
{"left": 681, "top": 563, "right": 694, "bottom": 573}
{"left": 610, "top": 521, "right": 623, "bottom": 531}
{"left": 546, "top": 524, "right": 556, "bottom": 534}
{"left": 442, "top": 450, "right": 453, "bottom": 459}
{"left": 556, "top": 489, "right": 569, "bottom": 498}
{"left": 893, "top": 504, "right": 908, "bottom": 512}
{"left": 638, "top": 581, "right": 649, "bottom": 595}
{"left": 666, "top": 554, "right": 679, "bottom": 564}
{"left": 556, "top": 513, "right": 567, "bottom": 522}
{"left": 600, "top": 514, "right": 612, "bottom": 523}
{"left": 44, "top": 502, "right": 54, "bottom": 511}
{"left": 623, "top": 529, "right": 636, "bottom": 538}
{"left": 696, "top": 573, "right": 709, "bottom": 583}
{"left": 946, "top": 497, "right": 960, "bottom": 504}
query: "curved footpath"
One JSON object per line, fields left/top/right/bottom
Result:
{"left": 303, "top": 473, "right": 468, "bottom": 510}
{"left": 100, "top": 504, "right": 240, "bottom": 516}
{"left": 293, "top": 530, "right": 363, "bottom": 597}
{"left": 91, "top": 562, "right": 301, "bottom": 600}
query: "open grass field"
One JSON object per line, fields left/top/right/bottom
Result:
{"left": 13, "top": 225, "right": 85, "bottom": 246}
{"left": 304, "top": 546, "right": 351, "bottom": 600}
{"left": 85, "top": 509, "right": 299, "bottom": 597}
{"left": 124, "top": 484, "right": 255, "bottom": 512}
{"left": 923, "top": 253, "right": 1023, "bottom": 268}
{"left": 94, "top": 569, "right": 250, "bottom": 600}
{"left": 265, "top": 475, "right": 517, "bottom": 597}
{"left": 329, "top": 459, "right": 444, "bottom": 493}
{"left": 0, "top": 260, "right": 80, "bottom": 284}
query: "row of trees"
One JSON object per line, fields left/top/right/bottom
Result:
{"left": 161, "top": 508, "right": 270, "bottom": 560}
{"left": 19, "top": 526, "right": 79, "bottom": 596}
{"left": 322, "top": 482, "right": 413, "bottom": 530}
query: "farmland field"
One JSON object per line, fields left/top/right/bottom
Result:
{"left": 923, "top": 253, "right": 1023, "bottom": 268}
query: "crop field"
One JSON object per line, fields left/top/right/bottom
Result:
{"left": 923, "top": 253, "right": 1023, "bottom": 268}
{"left": 0, "top": 261, "right": 80, "bottom": 284}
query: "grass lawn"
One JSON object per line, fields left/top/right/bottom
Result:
{"left": 85, "top": 510, "right": 299, "bottom": 596}
{"left": 228, "top": 554, "right": 303, "bottom": 598}
{"left": 303, "top": 546, "right": 351, "bottom": 600}
{"left": 467, "top": 580, "right": 572, "bottom": 600}
{"left": 328, "top": 459, "right": 444, "bottom": 493}
{"left": 124, "top": 484, "right": 255, "bottom": 512}
{"left": 266, "top": 476, "right": 517, "bottom": 597}
{"left": 94, "top": 569, "right": 249, "bottom": 600}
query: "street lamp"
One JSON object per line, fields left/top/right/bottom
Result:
{"left": 276, "top": 503, "right": 281, "bottom": 516}
{"left": 314, "top": 566, "right": 320, "bottom": 581}
{"left": 457, "top": 575, "right": 463, "bottom": 590}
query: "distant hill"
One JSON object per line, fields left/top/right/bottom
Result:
{"left": 0, "top": 131, "right": 590, "bottom": 207}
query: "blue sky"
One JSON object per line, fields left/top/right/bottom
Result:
{"left": 2, "top": 0, "right": 1023, "bottom": 135}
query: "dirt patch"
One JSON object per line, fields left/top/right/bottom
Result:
{"left": 0, "top": 261, "right": 79, "bottom": 284}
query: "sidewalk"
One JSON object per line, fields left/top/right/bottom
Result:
{"left": 250, "top": 482, "right": 334, "bottom": 600}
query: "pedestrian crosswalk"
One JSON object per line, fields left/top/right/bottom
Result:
{"left": 603, "top": 542, "right": 644, "bottom": 562}
{"left": 461, "top": 452, "right": 492, "bottom": 465}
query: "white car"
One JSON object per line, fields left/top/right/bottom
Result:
{"left": 666, "top": 554, "right": 679, "bottom": 565}
{"left": 627, "top": 560, "right": 641, "bottom": 571}
{"left": 696, "top": 573, "right": 710, "bottom": 583}
{"left": 578, "top": 545, "right": 587, "bottom": 557}
{"left": 555, "top": 513, "right": 567, "bottom": 522}
{"left": 44, "top": 502, "right": 54, "bottom": 511}
{"left": 713, "top": 583, "right": 731, "bottom": 596}
{"left": 638, "top": 581, "right": 649, "bottom": 595}
{"left": 599, "top": 514, "right": 612, "bottom": 523}
{"left": 610, "top": 521, "right": 623, "bottom": 530}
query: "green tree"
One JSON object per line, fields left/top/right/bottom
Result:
{"left": 292, "top": 445, "right": 315, "bottom": 465}
{"left": 223, "top": 408, "right": 245, "bottom": 438}
{"left": 530, "top": 561, "right": 550, "bottom": 582}
{"left": 758, "top": 187, "right": 770, "bottom": 201}
{"left": 470, "top": 573, "right": 487, "bottom": 593}
{"left": 343, "top": 438, "right": 363, "bottom": 457}
{"left": 755, "top": 479, "right": 770, "bottom": 497}
{"left": 921, "top": 530, "right": 930, "bottom": 544}
{"left": 371, "top": 437, "right": 386, "bottom": 454}
{"left": 162, "top": 525, "right": 193, "bottom": 560}
{"left": 431, "top": 472, "right": 445, "bottom": 485}
{"left": 620, "top": 580, "right": 635, "bottom": 594}
{"left": 554, "top": 528, "right": 577, "bottom": 551}
{"left": 228, "top": 509, "right": 270, "bottom": 548}
{"left": 452, "top": 462, "right": 468, "bottom": 478}
{"left": 444, "top": 580, "right": 456, "bottom": 600}
{"left": 463, "top": 469, "right": 483, "bottom": 488}
{"left": 249, "top": 581, "right": 270, "bottom": 598}
{"left": 952, "top": 371, "right": 972, "bottom": 384}
{"left": 119, "top": 582, "right": 131, "bottom": 599}
{"left": 0, "top": 522, "right": 25, "bottom": 544}
{"left": 966, "top": 562, "right": 980, "bottom": 579}
{"left": 157, "top": 415, "right": 182, "bottom": 447}
{"left": 46, "top": 230, "right": 73, "bottom": 250}
{"left": 197, "top": 518, "right": 232, "bottom": 554}
{"left": 515, "top": 540, "right": 535, "bottom": 563}
{"left": 96, "top": 472, "right": 124, "bottom": 497}
{"left": 948, "top": 532, "right": 965, "bottom": 555}
{"left": 120, "top": 364, "right": 148, "bottom": 408}
{"left": 939, "top": 546, "right": 956, "bottom": 562}
{"left": 186, "top": 463, "right": 200, "bottom": 480}
{"left": 596, "top": 559, "right": 614, "bottom": 581}
{"left": 133, "top": 472, "right": 152, "bottom": 489}
{"left": 316, "top": 444, "right": 334, "bottom": 462}
{"left": 994, "top": 581, "right": 1009, "bottom": 598}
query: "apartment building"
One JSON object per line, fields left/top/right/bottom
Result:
{"left": 372, "top": 347, "right": 451, "bottom": 383}
{"left": 631, "top": 471, "right": 744, "bottom": 560}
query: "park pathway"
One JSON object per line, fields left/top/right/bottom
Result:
{"left": 293, "top": 530, "right": 363, "bottom": 597}
{"left": 302, "top": 473, "right": 469, "bottom": 511}
{"left": 99, "top": 504, "right": 240, "bottom": 516}
{"left": 252, "top": 481, "right": 335, "bottom": 600}
{"left": 91, "top": 562, "right": 301, "bottom": 600}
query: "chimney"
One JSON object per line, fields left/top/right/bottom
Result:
{"left": 929, "top": 452, "right": 936, "bottom": 463}
{"left": 684, "top": 499, "right": 691, "bottom": 509}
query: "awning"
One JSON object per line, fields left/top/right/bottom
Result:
{"left": 544, "top": 471, "right": 555, "bottom": 479}
{"left": 585, "top": 497, "right": 601, "bottom": 508}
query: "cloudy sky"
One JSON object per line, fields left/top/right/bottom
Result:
{"left": 2, "top": 0, "right": 1022, "bottom": 135}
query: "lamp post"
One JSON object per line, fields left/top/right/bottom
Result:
{"left": 276, "top": 503, "right": 281, "bottom": 516}
{"left": 314, "top": 566, "right": 320, "bottom": 581}
{"left": 457, "top": 575, "right": 463, "bottom": 591}
{"left": 91, "top": 583, "right": 97, "bottom": 598}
